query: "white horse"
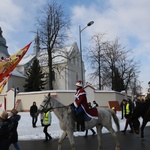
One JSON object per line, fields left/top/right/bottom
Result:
{"left": 38, "top": 93, "right": 120, "bottom": 150}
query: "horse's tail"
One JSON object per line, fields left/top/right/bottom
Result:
{"left": 107, "top": 108, "right": 120, "bottom": 132}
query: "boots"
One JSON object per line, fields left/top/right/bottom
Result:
{"left": 80, "top": 121, "right": 85, "bottom": 131}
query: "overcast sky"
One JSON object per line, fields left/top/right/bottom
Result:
{"left": 0, "top": 0, "right": 150, "bottom": 93}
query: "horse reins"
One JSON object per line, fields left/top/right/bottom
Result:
{"left": 40, "top": 96, "right": 69, "bottom": 110}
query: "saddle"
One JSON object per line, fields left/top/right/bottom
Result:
{"left": 69, "top": 104, "right": 91, "bottom": 122}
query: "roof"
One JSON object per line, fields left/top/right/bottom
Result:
{"left": 84, "top": 84, "right": 96, "bottom": 90}
{"left": 11, "top": 69, "right": 26, "bottom": 78}
{"left": 18, "top": 42, "right": 77, "bottom": 67}
{"left": 18, "top": 54, "right": 35, "bottom": 66}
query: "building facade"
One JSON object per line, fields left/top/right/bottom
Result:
{"left": 17, "top": 32, "right": 85, "bottom": 90}
{"left": 0, "top": 27, "right": 85, "bottom": 93}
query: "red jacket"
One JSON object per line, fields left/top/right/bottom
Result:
{"left": 74, "top": 88, "right": 98, "bottom": 119}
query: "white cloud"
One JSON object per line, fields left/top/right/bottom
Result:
{"left": 0, "top": 0, "right": 150, "bottom": 92}
{"left": 70, "top": 0, "right": 150, "bottom": 92}
{"left": 0, "top": 0, "right": 45, "bottom": 54}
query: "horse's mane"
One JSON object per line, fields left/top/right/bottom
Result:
{"left": 44, "top": 95, "right": 67, "bottom": 108}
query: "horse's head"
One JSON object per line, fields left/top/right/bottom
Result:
{"left": 38, "top": 93, "right": 52, "bottom": 113}
{"left": 131, "top": 118, "right": 140, "bottom": 134}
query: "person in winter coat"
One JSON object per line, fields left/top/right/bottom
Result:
{"left": 73, "top": 81, "right": 98, "bottom": 132}
{"left": 121, "top": 99, "right": 134, "bottom": 133}
{"left": 0, "top": 110, "right": 11, "bottom": 150}
{"left": 43, "top": 110, "right": 52, "bottom": 142}
{"left": 9, "top": 108, "right": 21, "bottom": 150}
{"left": 73, "top": 81, "right": 88, "bottom": 131}
{"left": 30, "top": 101, "right": 38, "bottom": 128}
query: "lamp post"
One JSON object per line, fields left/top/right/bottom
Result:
{"left": 79, "top": 21, "right": 94, "bottom": 84}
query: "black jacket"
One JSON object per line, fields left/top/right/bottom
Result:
{"left": 9, "top": 115, "right": 21, "bottom": 143}
{"left": 30, "top": 105, "right": 38, "bottom": 117}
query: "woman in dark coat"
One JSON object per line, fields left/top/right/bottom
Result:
{"left": 9, "top": 109, "right": 21, "bottom": 150}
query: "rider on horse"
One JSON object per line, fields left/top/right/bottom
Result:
{"left": 73, "top": 80, "right": 98, "bottom": 132}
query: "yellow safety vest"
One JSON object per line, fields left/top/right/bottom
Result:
{"left": 43, "top": 111, "right": 50, "bottom": 125}
{"left": 123, "top": 103, "right": 130, "bottom": 115}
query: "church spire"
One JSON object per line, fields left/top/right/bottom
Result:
{"left": 0, "top": 27, "right": 9, "bottom": 57}
{"left": 33, "top": 31, "right": 40, "bottom": 56}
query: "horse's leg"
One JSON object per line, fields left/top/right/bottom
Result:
{"left": 58, "top": 131, "right": 67, "bottom": 150}
{"left": 141, "top": 121, "right": 147, "bottom": 139}
{"left": 105, "top": 126, "right": 120, "bottom": 150}
{"left": 96, "top": 124, "right": 103, "bottom": 150}
{"left": 67, "top": 130, "right": 76, "bottom": 150}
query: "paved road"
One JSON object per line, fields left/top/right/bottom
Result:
{"left": 10, "top": 127, "right": 150, "bottom": 150}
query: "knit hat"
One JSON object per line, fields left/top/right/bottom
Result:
{"left": 11, "top": 108, "right": 18, "bottom": 115}
{"left": 0, "top": 111, "right": 8, "bottom": 119}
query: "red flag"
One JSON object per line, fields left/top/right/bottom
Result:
{"left": 0, "top": 42, "right": 32, "bottom": 82}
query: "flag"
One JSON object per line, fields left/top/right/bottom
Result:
{"left": 0, "top": 74, "right": 12, "bottom": 93}
{"left": 0, "top": 42, "right": 32, "bottom": 82}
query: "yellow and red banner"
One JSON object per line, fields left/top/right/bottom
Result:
{"left": 0, "top": 42, "right": 32, "bottom": 82}
{"left": 0, "top": 74, "right": 12, "bottom": 93}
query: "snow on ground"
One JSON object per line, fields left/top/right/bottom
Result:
{"left": 16, "top": 111, "right": 150, "bottom": 141}
{"left": 0, "top": 109, "right": 149, "bottom": 141}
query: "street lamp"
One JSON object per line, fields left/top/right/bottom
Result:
{"left": 79, "top": 21, "right": 94, "bottom": 84}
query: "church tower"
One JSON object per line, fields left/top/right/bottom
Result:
{"left": 33, "top": 31, "right": 40, "bottom": 56}
{"left": 0, "top": 27, "right": 9, "bottom": 57}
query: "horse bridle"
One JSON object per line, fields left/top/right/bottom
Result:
{"left": 40, "top": 96, "right": 69, "bottom": 111}
{"left": 40, "top": 96, "right": 52, "bottom": 111}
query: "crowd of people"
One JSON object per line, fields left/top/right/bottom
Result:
{"left": 1, "top": 80, "right": 150, "bottom": 150}
{"left": 120, "top": 93, "right": 150, "bottom": 134}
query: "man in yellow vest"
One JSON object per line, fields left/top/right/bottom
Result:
{"left": 43, "top": 110, "right": 52, "bottom": 142}
{"left": 121, "top": 99, "right": 134, "bottom": 133}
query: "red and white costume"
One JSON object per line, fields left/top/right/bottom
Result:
{"left": 74, "top": 88, "right": 98, "bottom": 119}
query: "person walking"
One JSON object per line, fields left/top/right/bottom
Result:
{"left": 9, "top": 108, "right": 21, "bottom": 150}
{"left": 121, "top": 99, "right": 134, "bottom": 133}
{"left": 30, "top": 101, "right": 38, "bottom": 128}
{"left": 43, "top": 110, "right": 52, "bottom": 142}
{"left": 0, "top": 110, "right": 11, "bottom": 150}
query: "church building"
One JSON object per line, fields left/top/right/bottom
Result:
{"left": 0, "top": 27, "right": 85, "bottom": 93}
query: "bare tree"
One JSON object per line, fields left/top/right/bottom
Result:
{"left": 87, "top": 35, "right": 140, "bottom": 92}
{"left": 103, "top": 38, "right": 140, "bottom": 92}
{"left": 86, "top": 33, "right": 107, "bottom": 90}
{"left": 35, "top": 1, "right": 70, "bottom": 89}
